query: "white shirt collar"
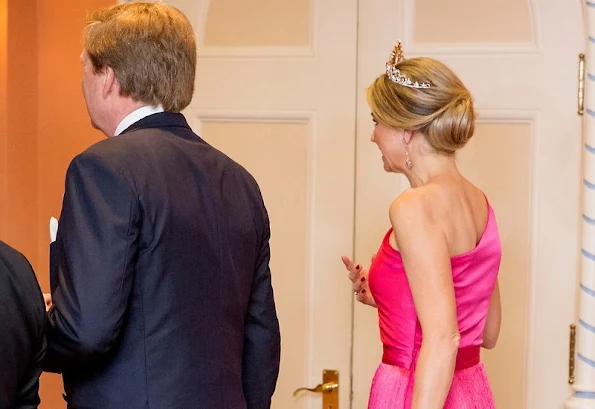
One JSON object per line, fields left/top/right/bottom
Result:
{"left": 114, "top": 105, "right": 165, "bottom": 136}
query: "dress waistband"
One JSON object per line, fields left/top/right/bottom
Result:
{"left": 382, "top": 345, "right": 481, "bottom": 371}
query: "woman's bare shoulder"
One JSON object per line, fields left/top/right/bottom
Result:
{"left": 389, "top": 185, "right": 444, "bottom": 229}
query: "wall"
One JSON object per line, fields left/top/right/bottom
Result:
{"left": 0, "top": 0, "right": 38, "bottom": 261}
{"left": 6, "top": 0, "right": 38, "bottom": 261}
{"left": 1, "top": 0, "right": 110, "bottom": 407}
{"left": 37, "top": 1, "right": 112, "bottom": 407}
{"left": 0, "top": 0, "right": 7, "bottom": 239}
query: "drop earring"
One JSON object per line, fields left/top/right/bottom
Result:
{"left": 403, "top": 137, "right": 413, "bottom": 169}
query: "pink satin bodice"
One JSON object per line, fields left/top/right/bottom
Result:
{"left": 368, "top": 205, "right": 501, "bottom": 369}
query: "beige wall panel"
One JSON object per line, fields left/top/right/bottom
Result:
{"left": 201, "top": 121, "right": 309, "bottom": 407}
{"left": 412, "top": 0, "right": 533, "bottom": 44}
{"left": 204, "top": 0, "right": 311, "bottom": 47}
{"left": 457, "top": 122, "right": 532, "bottom": 409}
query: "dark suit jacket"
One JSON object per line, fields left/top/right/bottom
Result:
{"left": 46, "top": 112, "right": 281, "bottom": 409}
{"left": 0, "top": 241, "right": 46, "bottom": 409}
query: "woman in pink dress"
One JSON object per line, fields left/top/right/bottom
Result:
{"left": 342, "top": 41, "right": 502, "bottom": 409}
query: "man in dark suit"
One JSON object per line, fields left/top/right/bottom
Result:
{"left": 45, "top": 3, "right": 281, "bottom": 409}
{"left": 0, "top": 241, "right": 46, "bottom": 409}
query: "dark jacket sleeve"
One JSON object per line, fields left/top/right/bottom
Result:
{"left": 0, "top": 241, "right": 46, "bottom": 409}
{"left": 45, "top": 151, "right": 139, "bottom": 372}
{"left": 16, "top": 330, "right": 46, "bottom": 409}
{"left": 242, "top": 208, "right": 281, "bottom": 409}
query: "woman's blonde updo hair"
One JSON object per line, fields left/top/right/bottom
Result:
{"left": 367, "top": 56, "right": 476, "bottom": 154}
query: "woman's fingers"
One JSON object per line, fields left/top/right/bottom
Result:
{"left": 341, "top": 255, "right": 362, "bottom": 282}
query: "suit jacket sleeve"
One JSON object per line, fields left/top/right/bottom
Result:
{"left": 17, "top": 328, "right": 46, "bottom": 409}
{"left": 242, "top": 207, "right": 281, "bottom": 409}
{"left": 45, "top": 151, "right": 139, "bottom": 372}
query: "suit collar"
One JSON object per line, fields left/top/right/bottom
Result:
{"left": 120, "top": 112, "right": 192, "bottom": 135}
{"left": 115, "top": 105, "right": 165, "bottom": 136}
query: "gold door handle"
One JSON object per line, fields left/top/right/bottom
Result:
{"left": 579, "top": 53, "right": 585, "bottom": 115}
{"left": 569, "top": 324, "right": 576, "bottom": 384}
{"left": 292, "top": 381, "right": 338, "bottom": 396}
{"left": 292, "top": 369, "right": 339, "bottom": 409}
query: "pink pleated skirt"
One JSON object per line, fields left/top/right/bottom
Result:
{"left": 367, "top": 361, "right": 496, "bottom": 409}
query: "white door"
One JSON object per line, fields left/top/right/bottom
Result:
{"left": 169, "top": 0, "right": 358, "bottom": 408}
{"left": 353, "top": 1, "right": 584, "bottom": 409}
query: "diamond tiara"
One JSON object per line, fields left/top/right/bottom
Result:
{"left": 385, "top": 40, "right": 431, "bottom": 89}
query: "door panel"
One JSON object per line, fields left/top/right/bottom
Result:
{"left": 171, "top": 1, "right": 358, "bottom": 408}
{"left": 354, "top": 1, "right": 583, "bottom": 409}
{"left": 459, "top": 119, "right": 533, "bottom": 407}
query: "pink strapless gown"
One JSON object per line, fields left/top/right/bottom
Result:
{"left": 367, "top": 204, "right": 501, "bottom": 409}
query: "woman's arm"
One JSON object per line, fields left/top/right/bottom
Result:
{"left": 390, "top": 192, "right": 459, "bottom": 409}
{"left": 482, "top": 280, "right": 501, "bottom": 349}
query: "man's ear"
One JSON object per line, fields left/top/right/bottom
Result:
{"left": 102, "top": 67, "right": 118, "bottom": 99}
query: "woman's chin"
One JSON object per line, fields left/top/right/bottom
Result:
{"left": 381, "top": 158, "right": 390, "bottom": 171}
{"left": 381, "top": 160, "right": 401, "bottom": 173}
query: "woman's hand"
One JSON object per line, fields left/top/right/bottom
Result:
{"left": 341, "top": 255, "right": 377, "bottom": 308}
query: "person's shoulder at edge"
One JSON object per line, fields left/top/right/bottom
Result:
{"left": 0, "top": 240, "right": 19, "bottom": 259}
{"left": 0, "top": 241, "right": 37, "bottom": 278}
